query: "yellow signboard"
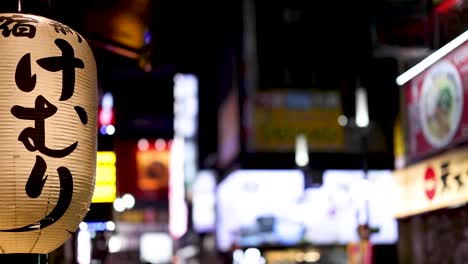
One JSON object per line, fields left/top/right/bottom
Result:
{"left": 92, "top": 151, "right": 117, "bottom": 203}
{"left": 252, "top": 90, "right": 344, "bottom": 151}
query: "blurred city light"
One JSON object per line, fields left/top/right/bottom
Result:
{"left": 169, "top": 136, "right": 188, "bottom": 239}
{"left": 106, "top": 221, "right": 116, "bottom": 231}
{"left": 295, "top": 134, "right": 309, "bottom": 167}
{"left": 155, "top": 138, "right": 166, "bottom": 151}
{"left": 295, "top": 252, "right": 305, "bottom": 262}
{"left": 99, "top": 125, "right": 107, "bottom": 135}
{"left": 122, "top": 193, "right": 136, "bottom": 209}
{"left": 137, "top": 138, "right": 150, "bottom": 151}
{"left": 108, "top": 235, "right": 123, "bottom": 253}
{"left": 355, "top": 87, "right": 369, "bottom": 128}
{"left": 106, "top": 125, "right": 115, "bottom": 135}
{"left": 79, "top": 222, "right": 88, "bottom": 231}
{"left": 337, "top": 115, "right": 348, "bottom": 127}
{"left": 140, "top": 233, "right": 173, "bottom": 264}
{"left": 174, "top": 73, "right": 199, "bottom": 138}
{"left": 304, "top": 251, "right": 321, "bottom": 262}
{"left": 244, "top": 248, "right": 262, "bottom": 264}
{"left": 77, "top": 230, "right": 91, "bottom": 264}
{"left": 113, "top": 197, "right": 126, "bottom": 212}
{"left": 233, "top": 249, "right": 245, "bottom": 263}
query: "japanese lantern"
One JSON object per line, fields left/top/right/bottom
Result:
{"left": 0, "top": 14, "right": 97, "bottom": 253}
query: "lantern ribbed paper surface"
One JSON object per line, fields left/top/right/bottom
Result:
{"left": 0, "top": 14, "right": 97, "bottom": 253}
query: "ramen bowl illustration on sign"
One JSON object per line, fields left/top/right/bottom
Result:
{"left": 419, "top": 60, "right": 463, "bottom": 148}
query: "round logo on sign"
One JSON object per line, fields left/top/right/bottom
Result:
{"left": 424, "top": 166, "right": 437, "bottom": 200}
{"left": 419, "top": 60, "right": 463, "bottom": 149}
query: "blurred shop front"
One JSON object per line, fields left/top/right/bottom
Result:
{"left": 214, "top": 0, "right": 400, "bottom": 263}
{"left": 105, "top": 136, "right": 173, "bottom": 264}
{"left": 215, "top": 169, "right": 398, "bottom": 264}
{"left": 394, "top": 29, "right": 468, "bottom": 263}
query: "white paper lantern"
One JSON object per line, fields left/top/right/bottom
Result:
{"left": 0, "top": 14, "right": 97, "bottom": 253}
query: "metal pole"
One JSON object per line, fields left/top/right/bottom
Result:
{"left": 362, "top": 130, "right": 370, "bottom": 226}
{"left": 0, "top": 254, "right": 47, "bottom": 263}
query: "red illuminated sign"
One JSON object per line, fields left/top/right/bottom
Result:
{"left": 424, "top": 166, "right": 437, "bottom": 200}
{"left": 115, "top": 139, "right": 171, "bottom": 201}
{"left": 403, "top": 40, "right": 468, "bottom": 162}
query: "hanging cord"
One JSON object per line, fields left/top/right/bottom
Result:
{"left": 17, "top": 0, "right": 54, "bottom": 16}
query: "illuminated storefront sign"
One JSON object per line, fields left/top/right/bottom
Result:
{"left": 394, "top": 146, "right": 468, "bottom": 218}
{"left": 398, "top": 30, "right": 468, "bottom": 163}
{"left": 249, "top": 90, "right": 344, "bottom": 151}
{"left": 136, "top": 140, "right": 170, "bottom": 192}
{"left": 92, "top": 151, "right": 117, "bottom": 203}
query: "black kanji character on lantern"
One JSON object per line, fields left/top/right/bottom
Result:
{"left": 25, "top": 155, "right": 47, "bottom": 199}
{"left": 37, "top": 38, "right": 84, "bottom": 101}
{"left": 11, "top": 95, "right": 78, "bottom": 158}
{"left": 455, "top": 174, "right": 463, "bottom": 190}
{"left": 441, "top": 162, "right": 450, "bottom": 192}
{"left": 49, "top": 21, "right": 83, "bottom": 43}
{"left": 15, "top": 53, "right": 36, "bottom": 92}
{"left": 0, "top": 14, "right": 38, "bottom": 38}
{"left": 0, "top": 166, "right": 73, "bottom": 232}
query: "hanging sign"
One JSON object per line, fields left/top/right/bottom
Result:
{"left": 394, "top": 146, "right": 468, "bottom": 218}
